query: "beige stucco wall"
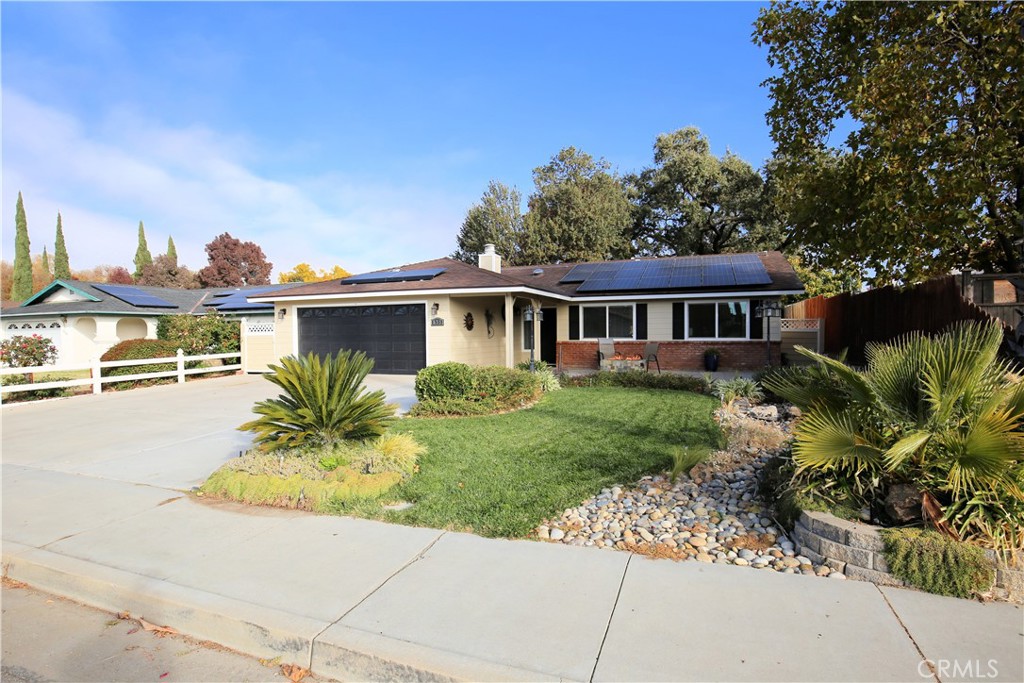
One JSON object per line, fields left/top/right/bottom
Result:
{"left": 243, "top": 334, "right": 276, "bottom": 372}
{"left": 447, "top": 296, "right": 507, "bottom": 366}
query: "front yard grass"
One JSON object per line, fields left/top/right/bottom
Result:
{"left": 359, "top": 387, "right": 721, "bottom": 538}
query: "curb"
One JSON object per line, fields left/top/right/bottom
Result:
{"left": 1, "top": 546, "right": 557, "bottom": 682}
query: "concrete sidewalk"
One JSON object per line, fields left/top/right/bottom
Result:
{"left": 3, "top": 467, "right": 1021, "bottom": 682}
{"left": 2, "top": 377, "right": 1022, "bottom": 681}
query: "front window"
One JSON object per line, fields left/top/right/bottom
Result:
{"left": 581, "top": 305, "right": 634, "bottom": 339}
{"left": 686, "top": 301, "right": 748, "bottom": 339}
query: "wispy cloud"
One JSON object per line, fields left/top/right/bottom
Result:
{"left": 1, "top": 89, "right": 470, "bottom": 276}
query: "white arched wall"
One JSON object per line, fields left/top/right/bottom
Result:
{"left": 116, "top": 318, "right": 148, "bottom": 342}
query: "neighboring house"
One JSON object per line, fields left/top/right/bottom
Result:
{"left": 0, "top": 280, "right": 305, "bottom": 372}
{"left": 248, "top": 247, "right": 804, "bottom": 374}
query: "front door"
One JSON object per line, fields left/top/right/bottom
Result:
{"left": 540, "top": 307, "right": 557, "bottom": 365}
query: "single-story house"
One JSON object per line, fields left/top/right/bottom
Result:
{"left": 0, "top": 280, "right": 305, "bottom": 371}
{"left": 247, "top": 247, "right": 805, "bottom": 374}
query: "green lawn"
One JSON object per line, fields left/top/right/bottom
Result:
{"left": 360, "top": 387, "right": 722, "bottom": 538}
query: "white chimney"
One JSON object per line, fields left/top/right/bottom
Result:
{"left": 478, "top": 243, "right": 502, "bottom": 273}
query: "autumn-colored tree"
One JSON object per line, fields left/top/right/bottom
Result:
{"left": 106, "top": 266, "right": 135, "bottom": 284}
{"left": 53, "top": 212, "right": 71, "bottom": 279}
{"left": 11, "top": 192, "right": 33, "bottom": 302}
{"left": 31, "top": 255, "right": 52, "bottom": 293}
{"left": 42, "top": 246, "right": 51, "bottom": 277}
{"left": 197, "top": 232, "right": 272, "bottom": 287}
{"left": 277, "top": 262, "right": 351, "bottom": 283}
{"left": 137, "top": 254, "right": 199, "bottom": 289}
{"left": 0, "top": 261, "right": 14, "bottom": 302}
{"left": 71, "top": 264, "right": 136, "bottom": 284}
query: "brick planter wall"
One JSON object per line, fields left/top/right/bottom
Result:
{"left": 557, "top": 340, "right": 780, "bottom": 372}
{"left": 792, "top": 510, "right": 1023, "bottom": 603}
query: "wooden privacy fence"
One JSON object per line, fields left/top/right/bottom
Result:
{"left": 0, "top": 350, "right": 241, "bottom": 398}
{"left": 785, "top": 276, "right": 1006, "bottom": 366}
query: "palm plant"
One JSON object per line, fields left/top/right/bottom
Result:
{"left": 763, "top": 320, "right": 1024, "bottom": 551}
{"left": 240, "top": 351, "right": 396, "bottom": 452}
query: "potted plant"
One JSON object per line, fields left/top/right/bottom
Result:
{"left": 703, "top": 348, "right": 721, "bottom": 372}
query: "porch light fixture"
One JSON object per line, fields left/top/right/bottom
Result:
{"left": 278, "top": 309, "right": 287, "bottom": 320}
{"left": 755, "top": 300, "right": 784, "bottom": 366}
{"left": 431, "top": 302, "right": 440, "bottom": 316}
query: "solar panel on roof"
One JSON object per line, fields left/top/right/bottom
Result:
{"left": 567, "top": 254, "right": 773, "bottom": 292}
{"left": 94, "top": 284, "right": 177, "bottom": 308}
{"left": 206, "top": 286, "right": 280, "bottom": 311}
{"left": 559, "top": 263, "right": 603, "bottom": 283}
{"left": 342, "top": 267, "right": 447, "bottom": 285}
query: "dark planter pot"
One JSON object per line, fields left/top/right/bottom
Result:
{"left": 704, "top": 355, "right": 719, "bottom": 372}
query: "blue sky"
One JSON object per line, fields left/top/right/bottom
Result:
{"left": 2, "top": 2, "right": 775, "bottom": 277}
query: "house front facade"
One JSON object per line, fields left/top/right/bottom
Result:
{"left": 249, "top": 247, "right": 804, "bottom": 374}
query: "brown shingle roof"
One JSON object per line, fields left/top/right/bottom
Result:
{"left": 256, "top": 251, "right": 804, "bottom": 301}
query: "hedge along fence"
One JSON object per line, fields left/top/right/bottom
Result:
{"left": 0, "top": 349, "right": 241, "bottom": 398}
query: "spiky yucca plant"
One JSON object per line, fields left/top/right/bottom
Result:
{"left": 763, "top": 320, "right": 1024, "bottom": 551}
{"left": 240, "top": 351, "right": 396, "bottom": 451}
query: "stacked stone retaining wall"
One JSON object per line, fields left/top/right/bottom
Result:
{"left": 792, "top": 510, "right": 1023, "bottom": 603}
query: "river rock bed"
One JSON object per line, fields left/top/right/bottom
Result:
{"left": 536, "top": 402, "right": 845, "bottom": 579}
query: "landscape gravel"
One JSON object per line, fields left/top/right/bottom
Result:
{"left": 537, "top": 401, "right": 843, "bottom": 578}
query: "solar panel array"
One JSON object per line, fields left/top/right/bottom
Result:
{"left": 562, "top": 254, "right": 771, "bottom": 293}
{"left": 94, "top": 284, "right": 178, "bottom": 308}
{"left": 206, "top": 286, "right": 279, "bottom": 311}
{"left": 342, "top": 267, "right": 447, "bottom": 285}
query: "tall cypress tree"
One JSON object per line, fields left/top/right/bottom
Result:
{"left": 11, "top": 192, "right": 33, "bottom": 301}
{"left": 167, "top": 236, "right": 178, "bottom": 266}
{"left": 53, "top": 212, "right": 71, "bottom": 279}
{"left": 42, "top": 246, "right": 51, "bottom": 276}
{"left": 133, "top": 221, "right": 152, "bottom": 278}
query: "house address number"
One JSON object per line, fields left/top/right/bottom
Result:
{"left": 431, "top": 317, "right": 445, "bottom": 327}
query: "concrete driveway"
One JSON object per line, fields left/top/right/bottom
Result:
{"left": 0, "top": 373, "right": 417, "bottom": 490}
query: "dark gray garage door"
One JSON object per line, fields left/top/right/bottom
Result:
{"left": 298, "top": 304, "right": 426, "bottom": 375}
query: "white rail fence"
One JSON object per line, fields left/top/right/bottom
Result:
{"left": 0, "top": 350, "right": 241, "bottom": 397}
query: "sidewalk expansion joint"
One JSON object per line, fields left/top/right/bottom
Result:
{"left": 589, "top": 553, "right": 632, "bottom": 683}
{"left": 305, "top": 530, "right": 448, "bottom": 670}
{"left": 876, "top": 584, "right": 940, "bottom": 683}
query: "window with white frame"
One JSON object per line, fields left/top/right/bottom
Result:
{"left": 685, "top": 301, "right": 748, "bottom": 339}
{"left": 581, "top": 304, "right": 634, "bottom": 339}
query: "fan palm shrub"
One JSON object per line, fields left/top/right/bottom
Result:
{"left": 240, "top": 351, "right": 396, "bottom": 451}
{"left": 763, "top": 320, "right": 1024, "bottom": 551}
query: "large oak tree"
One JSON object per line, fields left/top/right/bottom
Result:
{"left": 755, "top": 1, "right": 1024, "bottom": 284}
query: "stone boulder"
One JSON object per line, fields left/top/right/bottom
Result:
{"left": 884, "top": 484, "right": 923, "bottom": 524}
{"left": 749, "top": 405, "right": 780, "bottom": 422}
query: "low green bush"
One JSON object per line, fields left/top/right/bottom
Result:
{"left": 560, "top": 371, "right": 709, "bottom": 393}
{"left": 412, "top": 363, "right": 542, "bottom": 416}
{"left": 157, "top": 312, "right": 240, "bottom": 355}
{"left": 100, "top": 339, "right": 192, "bottom": 387}
{"left": 881, "top": 528, "right": 994, "bottom": 598}
{"left": 713, "top": 377, "right": 764, "bottom": 404}
{"left": 514, "top": 361, "right": 561, "bottom": 392}
{"left": 0, "top": 374, "right": 72, "bottom": 402}
{"left": 415, "top": 362, "right": 476, "bottom": 401}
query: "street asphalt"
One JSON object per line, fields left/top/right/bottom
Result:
{"left": 2, "top": 374, "right": 1022, "bottom": 682}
